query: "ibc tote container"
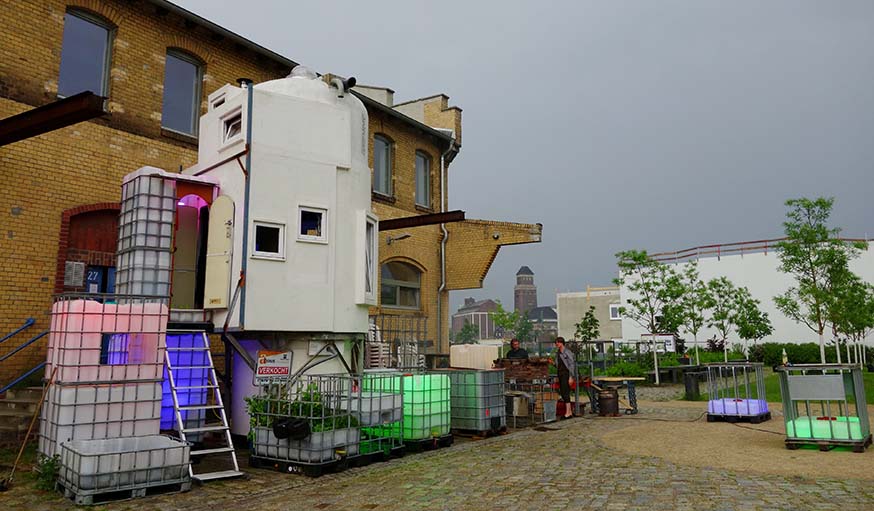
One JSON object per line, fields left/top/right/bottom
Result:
{"left": 436, "top": 368, "right": 506, "bottom": 433}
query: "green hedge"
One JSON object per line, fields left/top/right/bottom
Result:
{"left": 747, "top": 342, "right": 872, "bottom": 366}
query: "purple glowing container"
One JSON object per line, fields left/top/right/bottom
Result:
{"left": 705, "top": 363, "right": 770, "bottom": 423}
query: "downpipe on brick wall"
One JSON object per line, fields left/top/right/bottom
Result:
{"left": 238, "top": 78, "right": 254, "bottom": 328}
{"left": 437, "top": 140, "right": 457, "bottom": 355}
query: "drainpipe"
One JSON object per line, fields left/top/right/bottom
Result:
{"left": 238, "top": 78, "right": 254, "bottom": 328}
{"left": 437, "top": 140, "right": 457, "bottom": 359}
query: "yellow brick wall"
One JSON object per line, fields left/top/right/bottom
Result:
{"left": 366, "top": 106, "right": 451, "bottom": 355}
{"left": 0, "top": 0, "right": 288, "bottom": 383}
{"left": 445, "top": 220, "right": 543, "bottom": 291}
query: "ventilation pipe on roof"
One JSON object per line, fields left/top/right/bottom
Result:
{"left": 330, "top": 76, "right": 357, "bottom": 98}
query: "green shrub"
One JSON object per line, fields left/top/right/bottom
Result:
{"left": 34, "top": 454, "right": 60, "bottom": 491}
{"left": 606, "top": 362, "right": 646, "bottom": 377}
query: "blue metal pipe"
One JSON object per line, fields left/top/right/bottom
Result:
{"left": 0, "top": 330, "right": 48, "bottom": 364}
{"left": 0, "top": 361, "right": 46, "bottom": 395}
{"left": 0, "top": 318, "right": 34, "bottom": 345}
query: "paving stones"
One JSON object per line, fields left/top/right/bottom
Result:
{"left": 7, "top": 402, "right": 874, "bottom": 510}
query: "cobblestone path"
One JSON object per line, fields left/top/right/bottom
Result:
{"left": 7, "top": 403, "right": 874, "bottom": 510}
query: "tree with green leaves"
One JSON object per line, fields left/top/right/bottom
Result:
{"left": 827, "top": 273, "right": 874, "bottom": 364}
{"left": 735, "top": 291, "right": 773, "bottom": 355}
{"left": 676, "top": 261, "right": 711, "bottom": 365}
{"left": 489, "top": 301, "right": 534, "bottom": 343}
{"left": 774, "top": 197, "right": 865, "bottom": 363}
{"left": 574, "top": 305, "right": 601, "bottom": 342}
{"left": 614, "top": 250, "right": 684, "bottom": 384}
{"left": 454, "top": 320, "right": 479, "bottom": 345}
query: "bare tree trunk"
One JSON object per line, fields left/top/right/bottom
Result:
{"left": 818, "top": 332, "right": 826, "bottom": 364}
{"left": 651, "top": 333, "right": 660, "bottom": 385}
{"left": 693, "top": 333, "right": 700, "bottom": 366}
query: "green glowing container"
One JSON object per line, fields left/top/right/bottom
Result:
{"left": 363, "top": 372, "right": 450, "bottom": 441}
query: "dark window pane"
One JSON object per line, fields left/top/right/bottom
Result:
{"left": 415, "top": 152, "right": 430, "bottom": 206}
{"left": 381, "top": 284, "right": 397, "bottom": 305}
{"left": 300, "top": 210, "right": 323, "bottom": 237}
{"left": 399, "top": 287, "right": 419, "bottom": 307}
{"left": 58, "top": 12, "right": 110, "bottom": 97}
{"left": 373, "top": 136, "right": 390, "bottom": 194}
{"left": 162, "top": 53, "right": 200, "bottom": 135}
{"left": 255, "top": 225, "right": 280, "bottom": 254}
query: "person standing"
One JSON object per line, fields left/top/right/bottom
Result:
{"left": 506, "top": 338, "right": 529, "bottom": 359}
{"left": 553, "top": 337, "right": 575, "bottom": 418}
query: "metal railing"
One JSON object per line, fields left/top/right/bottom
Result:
{"left": 0, "top": 318, "right": 48, "bottom": 393}
{"left": 649, "top": 237, "right": 869, "bottom": 264}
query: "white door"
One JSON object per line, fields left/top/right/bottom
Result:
{"left": 203, "top": 195, "right": 234, "bottom": 309}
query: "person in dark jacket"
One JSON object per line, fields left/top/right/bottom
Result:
{"left": 506, "top": 338, "right": 529, "bottom": 359}
{"left": 553, "top": 337, "right": 575, "bottom": 418}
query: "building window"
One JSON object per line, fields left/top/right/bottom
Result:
{"left": 298, "top": 206, "right": 327, "bottom": 243}
{"left": 365, "top": 218, "right": 376, "bottom": 299}
{"left": 381, "top": 262, "right": 421, "bottom": 308}
{"left": 373, "top": 135, "right": 392, "bottom": 196}
{"left": 415, "top": 151, "right": 431, "bottom": 207}
{"left": 253, "top": 221, "right": 284, "bottom": 259}
{"left": 162, "top": 50, "right": 202, "bottom": 136}
{"left": 222, "top": 109, "right": 243, "bottom": 145}
{"left": 57, "top": 10, "right": 113, "bottom": 98}
{"left": 609, "top": 303, "right": 621, "bottom": 320}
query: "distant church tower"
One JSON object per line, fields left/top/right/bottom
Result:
{"left": 514, "top": 266, "right": 537, "bottom": 315}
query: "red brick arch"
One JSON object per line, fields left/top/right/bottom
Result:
{"left": 54, "top": 203, "right": 120, "bottom": 294}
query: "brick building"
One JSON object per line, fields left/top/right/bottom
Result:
{"left": 514, "top": 265, "right": 538, "bottom": 314}
{"left": 451, "top": 297, "right": 499, "bottom": 341}
{"left": 0, "top": 0, "right": 540, "bottom": 383}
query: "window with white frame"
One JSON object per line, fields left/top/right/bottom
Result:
{"left": 364, "top": 217, "right": 377, "bottom": 300}
{"left": 222, "top": 109, "right": 242, "bottom": 144}
{"left": 609, "top": 303, "right": 621, "bottom": 320}
{"left": 373, "top": 135, "right": 392, "bottom": 196}
{"left": 380, "top": 262, "right": 421, "bottom": 308}
{"left": 253, "top": 221, "right": 284, "bottom": 259}
{"left": 415, "top": 151, "right": 431, "bottom": 207}
{"left": 161, "top": 50, "right": 202, "bottom": 136}
{"left": 298, "top": 206, "right": 327, "bottom": 243}
{"left": 58, "top": 10, "right": 113, "bottom": 98}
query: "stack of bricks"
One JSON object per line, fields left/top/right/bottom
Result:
{"left": 493, "top": 357, "right": 551, "bottom": 382}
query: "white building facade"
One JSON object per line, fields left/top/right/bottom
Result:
{"left": 618, "top": 240, "right": 874, "bottom": 349}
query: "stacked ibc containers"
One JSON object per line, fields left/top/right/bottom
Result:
{"left": 39, "top": 295, "right": 169, "bottom": 458}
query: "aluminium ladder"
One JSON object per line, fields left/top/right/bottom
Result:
{"left": 165, "top": 330, "right": 243, "bottom": 482}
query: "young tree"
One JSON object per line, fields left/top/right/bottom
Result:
{"left": 489, "top": 301, "right": 534, "bottom": 343}
{"left": 454, "top": 320, "right": 479, "bottom": 345}
{"left": 828, "top": 274, "right": 874, "bottom": 364}
{"left": 614, "top": 250, "right": 684, "bottom": 384}
{"left": 774, "top": 197, "right": 865, "bottom": 363}
{"left": 574, "top": 305, "right": 601, "bottom": 342}
{"left": 677, "top": 261, "right": 711, "bottom": 365}
{"left": 735, "top": 292, "right": 773, "bottom": 354}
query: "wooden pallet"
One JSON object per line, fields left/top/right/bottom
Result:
{"left": 451, "top": 425, "right": 508, "bottom": 439}
{"left": 706, "top": 411, "right": 772, "bottom": 424}
{"left": 58, "top": 479, "right": 191, "bottom": 506}
{"left": 785, "top": 434, "right": 872, "bottom": 454}
{"left": 402, "top": 434, "right": 454, "bottom": 453}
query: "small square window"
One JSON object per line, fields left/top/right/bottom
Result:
{"left": 253, "top": 221, "right": 284, "bottom": 259}
{"left": 298, "top": 206, "right": 327, "bottom": 243}
{"left": 609, "top": 304, "right": 621, "bottom": 320}
{"left": 223, "top": 111, "right": 242, "bottom": 144}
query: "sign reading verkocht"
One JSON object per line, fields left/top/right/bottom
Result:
{"left": 255, "top": 350, "right": 292, "bottom": 382}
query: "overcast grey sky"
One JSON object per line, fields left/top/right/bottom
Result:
{"left": 176, "top": 0, "right": 874, "bottom": 313}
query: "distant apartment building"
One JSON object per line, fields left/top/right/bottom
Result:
{"left": 451, "top": 297, "right": 499, "bottom": 340}
{"left": 557, "top": 286, "right": 623, "bottom": 342}
{"left": 514, "top": 266, "right": 538, "bottom": 314}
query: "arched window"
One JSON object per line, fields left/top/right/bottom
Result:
{"left": 381, "top": 261, "right": 421, "bottom": 308}
{"left": 415, "top": 151, "right": 431, "bottom": 207}
{"left": 58, "top": 9, "right": 114, "bottom": 98}
{"left": 373, "top": 134, "right": 393, "bottom": 196}
{"left": 162, "top": 49, "right": 203, "bottom": 136}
